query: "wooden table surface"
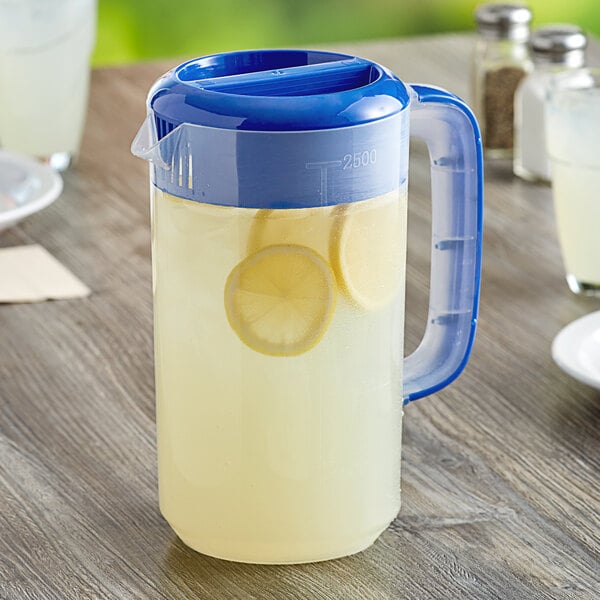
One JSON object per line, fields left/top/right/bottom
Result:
{"left": 1, "top": 33, "right": 599, "bottom": 600}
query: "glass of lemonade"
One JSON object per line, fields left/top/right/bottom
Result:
{"left": 0, "top": 0, "right": 96, "bottom": 170}
{"left": 546, "top": 69, "right": 600, "bottom": 295}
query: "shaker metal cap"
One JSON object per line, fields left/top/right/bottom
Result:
{"left": 475, "top": 3, "right": 532, "bottom": 41}
{"left": 531, "top": 24, "right": 587, "bottom": 65}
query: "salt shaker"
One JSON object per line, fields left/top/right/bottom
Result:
{"left": 473, "top": 3, "right": 533, "bottom": 158}
{"left": 513, "top": 25, "right": 587, "bottom": 182}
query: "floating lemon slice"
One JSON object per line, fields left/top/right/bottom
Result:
{"left": 330, "top": 192, "right": 406, "bottom": 310}
{"left": 224, "top": 244, "right": 336, "bottom": 356}
{"left": 247, "top": 206, "right": 334, "bottom": 257}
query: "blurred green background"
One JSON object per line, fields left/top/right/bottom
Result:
{"left": 94, "top": 0, "right": 600, "bottom": 66}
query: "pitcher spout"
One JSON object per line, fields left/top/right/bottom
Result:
{"left": 131, "top": 114, "right": 171, "bottom": 169}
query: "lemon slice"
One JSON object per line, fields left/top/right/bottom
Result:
{"left": 330, "top": 192, "right": 406, "bottom": 310}
{"left": 247, "top": 206, "right": 334, "bottom": 257}
{"left": 224, "top": 244, "right": 336, "bottom": 356}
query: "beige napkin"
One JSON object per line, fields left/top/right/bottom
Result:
{"left": 0, "top": 244, "right": 90, "bottom": 303}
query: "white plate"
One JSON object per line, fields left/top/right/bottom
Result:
{"left": 0, "top": 149, "right": 63, "bottom": 232}
{"left": 552, "top": 310, "right": 600, "bottom": 390}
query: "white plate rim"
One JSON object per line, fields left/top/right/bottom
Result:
{"left": 551, "top": 310, "right": 600, "bottom": 390}
{"left": 0, "top": 149, "right": 63, "bottom": 226}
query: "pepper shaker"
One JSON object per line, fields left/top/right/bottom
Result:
{"left": 473, "top": 3, "right": 533, "bottom": 158}
{"left": 513, "top": 25, "right": 587, "bottom": 182}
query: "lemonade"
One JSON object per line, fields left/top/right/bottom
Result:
{"left": 550, "top": 163, "right": 600, "bottom": 284}
{"left": 152, "top": 186, "right": 407, "bottom": 563}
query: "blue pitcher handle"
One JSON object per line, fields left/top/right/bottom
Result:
{"left": 403, "top": 84, "right": 484, "bottom": 404}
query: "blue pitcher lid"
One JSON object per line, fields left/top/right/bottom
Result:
{"left": 148, "top": 49, "right": 409, "bottom": 134}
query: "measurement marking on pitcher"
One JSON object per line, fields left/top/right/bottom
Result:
{"left": 305, "top": 160, "right": 342, "bottom": 203}
{"left": 342, "top": 149, "right": 377, "bottom": 170}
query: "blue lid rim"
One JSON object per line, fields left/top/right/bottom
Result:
{"left": 148, "top": 49, "right": 410, "bottom": 133}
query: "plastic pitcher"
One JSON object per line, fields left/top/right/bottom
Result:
{"left": 132, "top": 49, "right": 483, "bottom": 564}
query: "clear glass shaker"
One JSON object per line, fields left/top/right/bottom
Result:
{"left": 513, "top": 25, "right": 587, "bottom": 182}
{"left": 472, "top": 3, "right": 533, "bottom": 158}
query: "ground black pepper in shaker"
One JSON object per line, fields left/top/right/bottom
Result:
{"left": 473, "top": 3, "right": 533, "bottom": 158}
